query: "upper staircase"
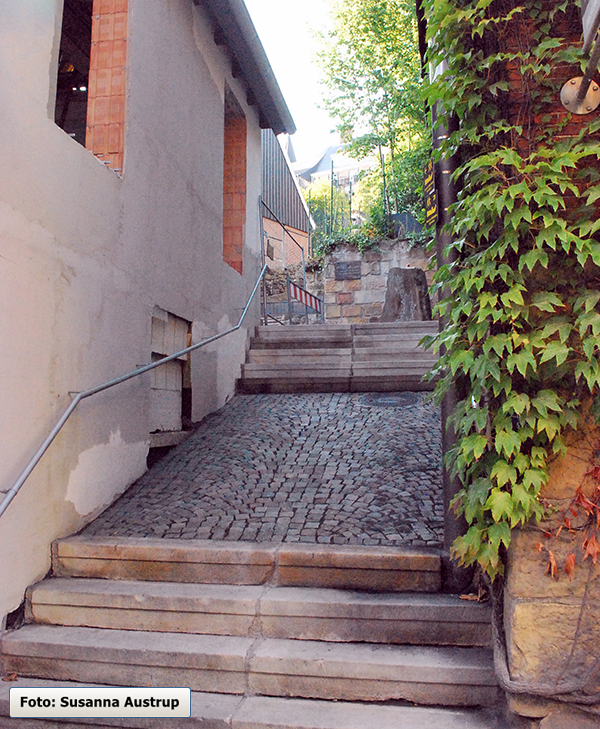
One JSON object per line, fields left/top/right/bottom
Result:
{"left": 238, "top": 321, "right": 439, "bottom": 394}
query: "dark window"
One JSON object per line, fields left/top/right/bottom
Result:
{"left": 54, "top": 0, "right": 93, "bottom": 145}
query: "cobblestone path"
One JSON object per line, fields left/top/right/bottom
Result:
{"left": 85, "top": 392, "right": 444, "bottom": 548}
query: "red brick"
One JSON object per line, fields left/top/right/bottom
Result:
{"left": 111, "top": 39, "right": 127, "bottom": 67}
{"left": 96, "top": 41, "right": 113, "bottom": 69}
{"left": 108, "top": 94, "right": 125, "bottom": 125}
{"left": 95, "top": 67, "right": 111, "bottom": 97}
{"left": 114, "top": 12, "right": 127, "bottom": 41}
{"left": 98, "top": 15, "right": 114, "bottom": 42}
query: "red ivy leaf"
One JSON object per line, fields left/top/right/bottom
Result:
{"left": 546, "top": 549, "right": 559, "bottom": 580}
{"left": 563, "top": 552, "right": 576, "bottom": 581}
{"left": 575, "top": 489, "right": 596, "bottom": 515}
{"left": 583, "top": 534, "right": 600, "bottom": 565}
{"left": 534, "top": 542, "right": 544, "bottom": 553}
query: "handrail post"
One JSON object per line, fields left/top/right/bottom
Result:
{"left": 286, "top": 273, "right": 293, "bottom": 324}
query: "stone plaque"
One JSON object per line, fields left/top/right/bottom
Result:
{"left": 335, "top": 261, "right": 362, "bottom": 280}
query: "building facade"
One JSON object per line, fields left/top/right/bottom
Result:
{"left": 0, "top": 0, "right": 293, "bottom": 622}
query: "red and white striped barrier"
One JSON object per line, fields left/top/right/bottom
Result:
{"left": 289, "top": 281, "right": 323, "bottom": 314}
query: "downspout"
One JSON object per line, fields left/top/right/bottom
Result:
{"left": 431, "top": 98, "right": 473, "bottom": 593}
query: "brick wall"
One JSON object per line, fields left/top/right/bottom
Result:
{"left": 86, "top": 0, "right": 128, "bottom": 172}
{"left": 223, "top": 116, "right": 247, "bottom": 275}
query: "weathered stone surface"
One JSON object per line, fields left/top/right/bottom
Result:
{"left": 248, "top": 639, "right": 498, "bottom": 705}
{"left": 505, "top": 415, "right": 600, "bottom": 719}
{"left": 380, "top": 268, "right": 431, "bottom": 322}
{"left": 540, "top": 708, "right": 600, "bottom": 728}
{"left": 1, "top": 625, "right": 251, "bottom": 693}
{"left": 28, "top": 579, "right": 489, "bottom": 646}
{"left": 0, "top": 680, "right": 505, "bottom": 728}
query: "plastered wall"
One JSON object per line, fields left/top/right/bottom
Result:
{"left": 0, "top": 0, "right": 262, "bottom": 620}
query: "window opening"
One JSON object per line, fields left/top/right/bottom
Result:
{"left": 54, "top": 0, "right": 128, "bottom": 172}
{"left": 55, "top": 0, "right": 93, "bottom": 145}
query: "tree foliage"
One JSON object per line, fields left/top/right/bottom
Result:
{"left": 424, "top": 0, "right": 600, "bottom": 579}
{"left": 316, "top": 0, "right": 430, "bottom": 233}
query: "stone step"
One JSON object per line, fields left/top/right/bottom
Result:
{"left": 238, "top": 378, "right": 353, "bottom": 394}
{"left": 247, "top": 349, "right": 352, "bottom": 364}
{"left": 353, "top": 335, "right": 432, "bottom": 347}
{"left": 241, "top": 364, "right": 353, "bottom": 377}
{"left": 252, "top": 326, "right": 352, "bottom": 350}
{"left": 353, "top": 349, "right": 434, "bottom": 360}
{"left": 353, "top": 321, "right": 439, "bottom": 332}
{"left": 27, "top": 579, "right": 490, "bottom": 646}
{"left": 0, "top": 679, "right": 505, "bottom": 728}
{"left": 0, "top": 626, "right": 498, "bottom": 706}
{"left": 353, "top": 359, "right": 436, "bottom": 369}
{"left": 52, "top": 538, "right": 441, "bottom": 592}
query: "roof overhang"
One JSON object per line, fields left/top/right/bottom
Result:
{"left": 194, "top": 0, "right": 296, "bottom": 135}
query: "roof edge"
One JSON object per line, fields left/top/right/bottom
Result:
{"left": 194, "top": 0, "right": 296, "bottom": 135}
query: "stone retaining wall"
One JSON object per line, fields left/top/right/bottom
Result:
{"left": 323, "top": 241, "right": 432, "bottom": 324}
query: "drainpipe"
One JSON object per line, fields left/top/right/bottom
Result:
{"left": 432, "top": 102, "right": 473, "bottom": 593}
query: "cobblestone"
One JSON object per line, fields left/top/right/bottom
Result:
{"left": 84, "top": 392, "right": 444, "bottom": 548}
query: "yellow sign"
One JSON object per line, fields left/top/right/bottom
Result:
{"left": 423, "top": 159, "right": 434, "bottom": 194}
{"left": 425, "top": 189, "right": 438, "bottom": 226}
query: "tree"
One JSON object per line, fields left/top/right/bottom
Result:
{"left": 317, "top": 0, "right": 428, "bottom": 225}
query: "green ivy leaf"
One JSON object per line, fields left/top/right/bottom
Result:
{"left": 485, "top": 489, "right": 514, "bottom": 521}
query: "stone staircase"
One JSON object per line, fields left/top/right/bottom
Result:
{"left": 0, "top": 536, "right": 505, "bottom": 728}
{"left": 238, "top": 321, "right": 439, "bottom": 393}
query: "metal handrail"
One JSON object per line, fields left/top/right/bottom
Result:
{"left": 0, "top": 264, "right": 268, "bottom": 520}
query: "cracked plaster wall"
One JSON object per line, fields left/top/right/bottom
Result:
{"left": 0, "top": 0, "right": 263, "bottom": 619}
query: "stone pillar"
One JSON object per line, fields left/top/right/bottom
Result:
{"left": 504, "top": 419, "right": 600, "bottom": 724}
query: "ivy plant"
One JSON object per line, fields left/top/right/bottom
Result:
{"left": 423, "top": 0, "right": 600, "bottom": 578}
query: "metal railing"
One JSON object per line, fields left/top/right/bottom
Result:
{"left": 0, "top": 265, "right": 268, "bottom": 520}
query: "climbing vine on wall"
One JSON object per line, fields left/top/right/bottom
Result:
{"left": 423, "top": 0, "right": 600, "bottom": 578}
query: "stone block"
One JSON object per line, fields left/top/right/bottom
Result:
{"left": 506, "top": 694, "right": 562, "bottom": 720}
{"left": 342, "top": 305, "right": 362, "bottom": 318}
{"left": 364, "top": 249, "right": 382, "bottom": 262}
{"left": 505, "top": 530, "right": 598, "bottom": 600}
{"left": 505, "top": 599, "right": 586, "bottom": 684}
{"left": 343, "top": 279, "right": 362, "bottom": 292}
{"left": 337, "top": 292, "right": 354, "bottom": 305}
{"left": 365, "top": 277, "right": 386, "bottom": 290}
{"left": 52, "top": 537, "right": 276, "bottom": 585}
{"left": 540, "top": 708, "right": 600, "bottom": 728}
{"left": 324, "top": 292, "right": 337, "bottom": 304}
{"left": 364, "top": 303, "right": 383, "bottom": 318}
{"left": 247, "top": 639, "right": 498, "bottom": 706}
{"left": 381, "top": 268, "right": 432, "bottom": 322}
{"left": 353, "top": 289, "right": 385, "bottom": 305}
{"left": 370, "top": 262, "right": 382, "bottom": 275}
{"left": 1, "top": 624, "right": 251, "bottom": 694}
{"left": 325, "top": 279, "right": 343, "bottom": 293}
{"left": 326, "top": 305, "right": 341, "bottom": 319}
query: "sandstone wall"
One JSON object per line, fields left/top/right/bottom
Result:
{"left": 504, "top": 420, "right": 600, "bottom": 724}
{"left": 323, "top": 241, "right": 432, "bottom": 324}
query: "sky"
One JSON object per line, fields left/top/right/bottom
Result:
{"left": 243, "top": 0, "right": 340, "bottom": 169}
